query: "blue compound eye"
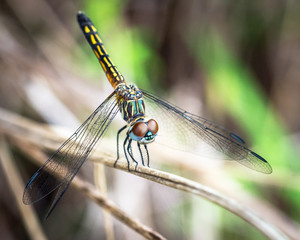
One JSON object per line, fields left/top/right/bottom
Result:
{"left": 130, "top": 122, "right": 148, "bottom": 138}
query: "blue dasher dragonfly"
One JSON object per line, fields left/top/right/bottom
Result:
{"left": 23, "top": 12, "right": 272, "bottom": 217}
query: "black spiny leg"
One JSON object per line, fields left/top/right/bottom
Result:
{"left": 114, "top": 125, "right": 127, "bottom": 168}
{"left": 127, "top": 139, "right": 138, "bottom": 171}
{"left": 137, "top": 142, "right": 145, "bottom": 166}
{"left": 123, "top": 134, "right": 131, "bottom": 171}
{"left": 144, "top": 144, "right": 150, "bottom": 167}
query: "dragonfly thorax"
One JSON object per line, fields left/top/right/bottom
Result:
{"left": 128, "top": 119, "right": 159, "bottom": 144}
{"left": 116, "top": 83, "right": 146, "bottom": 122}
{"left": 116, "top": 83, "right": 143, "bottom": 99}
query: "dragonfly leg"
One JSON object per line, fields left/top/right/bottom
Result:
{"left": 114, "top": 125, "right": 127, "bottom": 168}
{"left": 137, "top": 142, "right": 145, "bottom": 166}
{"left": 127, "top": 139, "right": 138, "bottom": 171}
{"left": 128, "top": 141, "right": 135, "bottom": 164}
{"left": 144, "top": 144, "right": 150, "bottom": 168}
{"left": 123, "top": 134, "right": 131, "bottom": 171}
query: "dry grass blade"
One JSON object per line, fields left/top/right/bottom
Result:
{"left": 112, "top": 164, "right": 288, "bottom": 240}
{"left": 13, "top": 139, "right": 166, "bottom": 240}
{"left": 94, "top": 162, "right": 116, "bottom": 240}
{"left": 0, "top": 136, "right": 47, "bottom": 240}
{"left": 0, "top": 107, "right": 291, "bottom": 239}
{"left": 74, "top": 177, "right": 165, "bottom": 240}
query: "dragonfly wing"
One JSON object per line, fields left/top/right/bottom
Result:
{"left": 182, "top": 112, "right": 247, "bottom": 146}
{"left": 23, "top": 91, "right": 120, "bottom": 216}
{"left": 142, "top": 90, "right": 272, "bottom": 174}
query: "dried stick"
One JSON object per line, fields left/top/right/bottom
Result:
{"left": 14, "top": 138, "right": 166, "bottom": 240}
{"left": 94, "top": 162, "right": 116, "bottom": 240}
{"left": 0, "top": 136, "right": 47, "bottom": 240}
{"left": 0, "top": 107, "right": 291, "bottom": 240}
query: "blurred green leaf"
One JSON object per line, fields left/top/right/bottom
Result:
{"left": 192, "top": 30, "right": 299, "bottom": 173}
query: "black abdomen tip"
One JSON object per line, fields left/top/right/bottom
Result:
{"left": 77, "top": 11, "right": 90, "bottom": 25}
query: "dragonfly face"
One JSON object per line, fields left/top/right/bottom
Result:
{"left": 128, "top": 119, "right": 159, "bottom": 144}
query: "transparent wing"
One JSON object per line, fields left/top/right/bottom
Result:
{"left": 23, "top": 91, "right": 120, "bottom": 217}
{"left": 142, "top": 90, "right": 272, "bottom": 174}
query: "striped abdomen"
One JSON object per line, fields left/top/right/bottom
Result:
{"left": 77, "top": 12, "right": 125, "bottom": 89}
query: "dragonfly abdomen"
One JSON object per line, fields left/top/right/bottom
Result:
{"left": 77, "top": 12, "right": 125, "bottom": 89}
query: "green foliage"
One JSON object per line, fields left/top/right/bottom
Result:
{"left": 193, "top": 30, "right": 299, "bottom": 172}
{"left": 192, "top": 28, "right": 300, "bottom": 228}
{"left": 221, "top": 210, "right": 267, "bottom": 240}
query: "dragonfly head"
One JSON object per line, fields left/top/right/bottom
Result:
{"left": 128, "top": 119, "right": 159, "bottom": 144}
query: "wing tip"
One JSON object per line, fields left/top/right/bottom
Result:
{"left": 250, "top": 151, "right": 273, "bottom": 174}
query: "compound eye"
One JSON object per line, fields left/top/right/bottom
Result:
{"left": 147, "top": 119, "right": 159, "bottom": 135}
{"left": 131, "top": 122, "right": 148, "bottom": 137}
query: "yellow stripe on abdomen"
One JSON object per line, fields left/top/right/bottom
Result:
{"left": 77, "top": 12, "right": 125, "bottom": 89}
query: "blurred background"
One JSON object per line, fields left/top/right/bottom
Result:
{"left": 0, "top": 0, "right": 300, "bottom": 239}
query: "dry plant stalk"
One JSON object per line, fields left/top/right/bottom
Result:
{"left": 13, "top": 137, "right": 166, "bottom": 240}
{"left": 94, "top": 162, "right": 116, "bottom": 240}
{"left": 0, "top": 136, "right": 47, "bottom": 240}
{"left": 0, "top": 107, "right": 290, "bottom": 240}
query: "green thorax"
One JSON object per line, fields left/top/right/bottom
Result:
{"left": 116, "top": 83, "right": 145, "bottom": 123}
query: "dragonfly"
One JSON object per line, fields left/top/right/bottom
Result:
{"left": 23, "top": 12, "right": 272, "bottom": 217}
